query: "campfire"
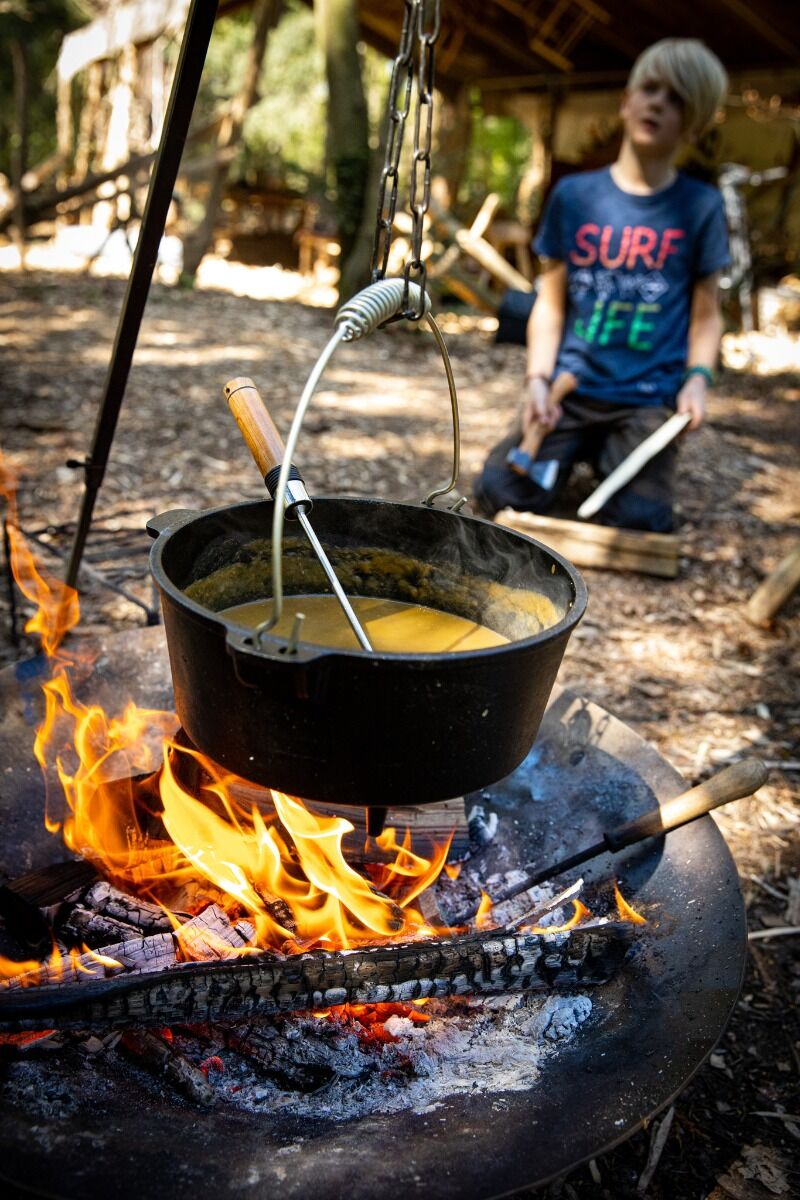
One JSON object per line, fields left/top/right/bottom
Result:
{"left": 0, "top": 453, "right": 638, "bottom": 1096}
{"left": 0, "top": 451, "right": 761, "bottom": 1198}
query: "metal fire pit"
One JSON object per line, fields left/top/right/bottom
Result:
{"left": 0, "top": 628, "right": 746, "bottom": 1199}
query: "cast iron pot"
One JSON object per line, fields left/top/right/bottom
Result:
{"left": 147, "top": 498, "right": 587, "bottom": 809}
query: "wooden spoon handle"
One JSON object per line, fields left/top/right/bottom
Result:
{"left": 605, "top": 759, "right": 769, "bottom": 851}
{"left": 224, "top": 376, "right": 286, "bottom": 478}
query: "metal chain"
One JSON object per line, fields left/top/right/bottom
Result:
{"left": 370, "top": 0, "right": 416, "bottom": 286}
{"left": 370, "top": 0, "right": 441, "bottom": 321}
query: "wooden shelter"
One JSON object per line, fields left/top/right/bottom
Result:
{"left": 354, "top": 0, "right": 800, "bottom": 93}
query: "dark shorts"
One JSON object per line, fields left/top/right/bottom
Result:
{"left": 473, "top": 394, "right": 678, "bottom": 533}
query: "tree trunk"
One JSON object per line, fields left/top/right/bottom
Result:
{"left": 516, "top": 87, "right": 561, "bottom": 227}
{"left": 181, "top": 0, "right": 282, "bottom": 280}
{"left": 10, "top": 38, "right": 29, "bottom": 265}
{"left": 316, "top": 0, "right": 371, "bottom": 300}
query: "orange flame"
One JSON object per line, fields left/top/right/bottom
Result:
{"left": 1, "top": 452, "right": 79, "bottom": 656}
{"left": 475, "top": 889, "right": 493, "bottom": 930}
{"left": 0, "top": 455, "right": 452, "bottom": 976}
{"left": 526, "top": 898, "right": 591, "bottom": 934}
{"left": 613, "top": 882, "right": 647, "bottom": 925}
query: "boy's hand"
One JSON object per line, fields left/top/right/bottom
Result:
{"left": 523, "top": 376, "right": 562, "bottom": 432}
{"left": 676, "top": 374, "right": 707, "bottom": 431}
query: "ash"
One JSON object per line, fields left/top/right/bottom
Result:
{"left": 216, "top": 992, "right": 592, "bottom": 1121}
{"left": 1, "top": 869, "right": 595, "bottom": 1124}
{"left": 214, "top": 866, "right": 593, "bottom": 1122}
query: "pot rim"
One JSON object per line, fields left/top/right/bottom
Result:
{"left": 148, "top": 497, "right": 588, "bottom": 665}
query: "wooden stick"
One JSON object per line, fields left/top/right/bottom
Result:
{"left": 430, "top": 199, "right": 533, "bottom": 293}
{"left": 0, "top": 924, "right": 633, "bottom": 1033}
{"left": 577, "top": 412, "right": 691, "bottom": 520}
{"left": 745, "top": 542, "right": 800, "bottom": 626}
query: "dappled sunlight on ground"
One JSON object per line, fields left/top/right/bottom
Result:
{"left": 195, "top": 254, "right": 338, "bottom": 308}
{"left": 722, "top": 330, "right": 800, "bottom": 374}
{"left": 0, "top": 240, "right": 339, "bottom": 309}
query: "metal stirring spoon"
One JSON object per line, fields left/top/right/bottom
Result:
{"left": 225, "top": 376, "right": 373, "bottom": 652}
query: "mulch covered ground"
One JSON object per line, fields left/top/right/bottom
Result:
{"left": 1, "top": 268, "right": 798, "bottom": 1198}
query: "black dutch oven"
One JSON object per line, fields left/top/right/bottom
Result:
{"left": 147, "top": 497, "right": 587, "bottom": 812}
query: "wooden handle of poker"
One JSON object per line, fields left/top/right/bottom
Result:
{"left": 224, "top": 376, "right": 286, "bottom": 476}
{"left": 605, "top": 759, "right": 769, "bottom": 851}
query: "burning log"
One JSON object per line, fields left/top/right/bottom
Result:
{"left": 79, "top": 881, "right": 175, "bottom": 933}
{"left": 177, "top": 904, "right": 255, "bottom": 959}
{"left": 63, "top": 906, "right": 150, "bottom": 946}
{"left": 0, "top": 922, "right": 633, "bottom": 1033}
{"left": 119, "top": 1028, "right": 215, "bottom": 1107}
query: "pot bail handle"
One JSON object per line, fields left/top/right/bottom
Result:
{"left": 224, "top": 377, "right": 311, "bottom": 518}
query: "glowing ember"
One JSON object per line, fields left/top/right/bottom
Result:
{"left": 0, "top": 454, "right": 453, "bottom": 974}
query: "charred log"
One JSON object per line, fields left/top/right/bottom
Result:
{"left": 119, "top": 1028, "right": 215, "bottom": 1107}
{"left": 0, "top": 923, "right": 633, "bottom": 1033}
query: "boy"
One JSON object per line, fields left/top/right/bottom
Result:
{"left": 474, "top": 39, "right": 729, "bottom": 533}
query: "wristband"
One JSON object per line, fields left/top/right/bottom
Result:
{"left": 525, "top": 372, "right": 552, "bottom": 385}
{"left": 684, "top": 365, "right": 715, "bottom": 386}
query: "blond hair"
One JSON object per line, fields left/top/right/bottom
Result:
{"left": 628, "top": 39, "right": 728, "bottom": 137}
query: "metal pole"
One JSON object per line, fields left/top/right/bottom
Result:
{"left": 64, "top": 0, "right": 220, "bottom": 590}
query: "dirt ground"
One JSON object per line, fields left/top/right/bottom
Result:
{"left": 0, "top": 268, "right": 798, "bottom": 1198}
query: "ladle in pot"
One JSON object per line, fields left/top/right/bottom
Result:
{"left": 224, "top": 376, "right": 373, "bottom": 652}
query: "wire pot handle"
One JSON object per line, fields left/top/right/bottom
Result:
{"left": 227, "top": 279, "right": 465, "bottom": 641}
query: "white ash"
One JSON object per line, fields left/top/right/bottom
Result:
{"left": 213, "top": 991, "right": 593, "bottom": 1121}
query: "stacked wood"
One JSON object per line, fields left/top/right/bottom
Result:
{"left": 494, "top": 509, "right": 681, "bottom": 578}
{"left": 0, "top": 922, "right": 633, "bottom": 1033}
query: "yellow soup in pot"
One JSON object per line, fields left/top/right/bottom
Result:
{"left": 220, "top": 595, "right": 510, "bottom": 653}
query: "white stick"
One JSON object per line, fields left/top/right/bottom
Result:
{"left": 577, "top": 411, "right": 691, "bottom": 520}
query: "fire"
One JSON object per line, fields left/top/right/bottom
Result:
{"left": 613, "top": 881, "right": 647, "bottom": 925}
{"left": 475, "top": 889, "right": 494, "bottom": 929}
{"left": 525, "top": 898, "right": 591, "bottom": 934}
{"left": 0, "top": 452, "right": 453, "bottom": 969}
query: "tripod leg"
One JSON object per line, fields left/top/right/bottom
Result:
{"left": 64, "top": 0, "right": 220, "bottom": 591}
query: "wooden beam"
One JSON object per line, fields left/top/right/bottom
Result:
{"left": 430, "top": 198, "right": 533, "bottom": 293}
{"left": 715, "top": 0, "right": 800, "bottom": 60}
{"left": 494, "top": 510, "right": 680, "bottom": 578}
{"left": 477, "top": 68, "right": 629, "bottom": 91}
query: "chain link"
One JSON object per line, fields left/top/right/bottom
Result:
{"left": 370, "top": 0, "right": 441, "bottom": 322}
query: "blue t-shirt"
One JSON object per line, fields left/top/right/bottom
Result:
{"left": 533, "top": 167, "right": 730, "bottom": 406}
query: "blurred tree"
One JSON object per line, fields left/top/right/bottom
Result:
{"left": 315, "top": 0, "right": 370, "bottom": 300}
{"left": 461, "top": 93, "right": 531, "bottom": 212}
{"left": 0, "top": 0, "right": 88, "bottom": 181}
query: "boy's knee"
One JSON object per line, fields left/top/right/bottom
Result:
{"left": 601, "top": 490, "right": 674, "bottom": 533}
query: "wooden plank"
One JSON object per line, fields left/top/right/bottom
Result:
{"left": 495, "top": 510, "right": 680, "bottom": 578}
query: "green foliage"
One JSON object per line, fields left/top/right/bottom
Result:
{"left": 0, "top": 0, "right": 88, "bottom": 179}
{"left": 461, "top": 93, "right": 531, "bottom": 210}
{"left": 199, "top": 1, "right": 327, "bottom": 194}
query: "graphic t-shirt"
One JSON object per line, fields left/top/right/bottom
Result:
{"left": 533, "top": 167, "right": 730, "bottom": 406}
